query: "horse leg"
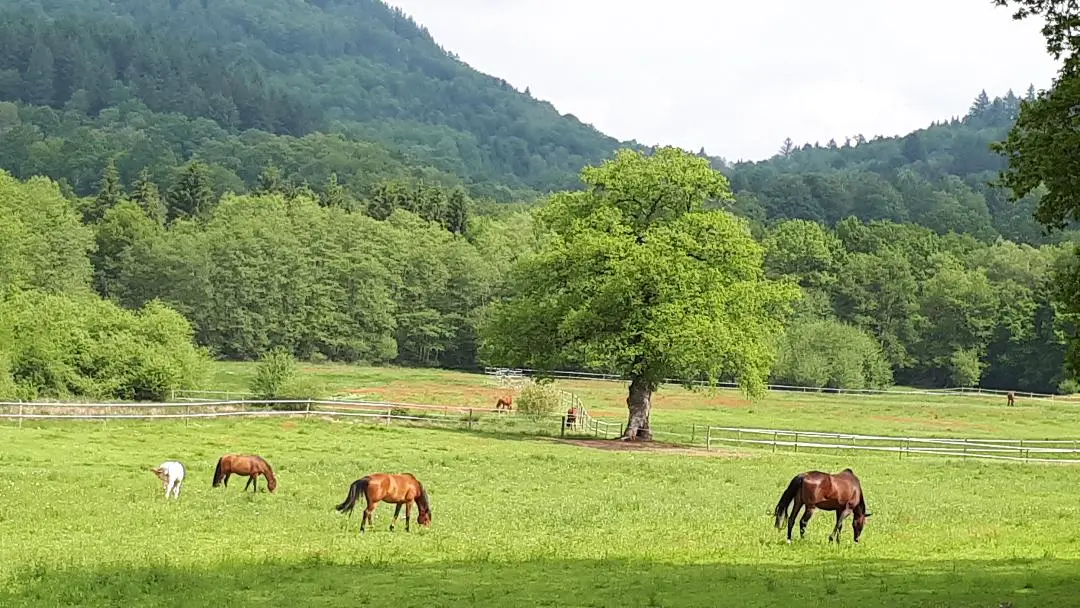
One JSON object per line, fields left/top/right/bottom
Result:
{"left": 405, "top": 501, "right": 412, "bottom": 532}
{"left": 786, "top": 498, "right": 802, "bottom": 543}
{"left": 799, "top": 506, "right": 816, "bottom": 539}
{"left": 244, "top": 476, "right": 253, "bottom": 492}
{"left": 829, "top": 510, "right": 849, "bottom": 543}
{"left": 361, "top": 502, "right": 375, "bottom": 534}
{"left": 390, "top": 503, "right": 402, "bottom": 531}
{"left": 223, "top": 473, "right": 230, "bottom": 488}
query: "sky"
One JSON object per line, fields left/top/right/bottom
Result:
{"left": 387, "top": 0, "right": 1061, "bottom": 162}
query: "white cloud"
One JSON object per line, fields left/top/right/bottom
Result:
{"left": 388, "top": 0, "right": 1061, "bottom": 160}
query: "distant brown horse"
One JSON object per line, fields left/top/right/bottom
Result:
{"left": 495, "top": 395, "right": 513, "bottom": 411}
{"left": 212, "top": 454, "right": 277, "bottom": 493}
{"left": 564, "top": 406, "right": 578, "bottom": 429}
{"left": 774, "top": 468, "right": 871, "bottom": 544}
{"left": 1007, "top": 391, "right": 1016, "bottom": 407}
{"left": 335, "top": 473, "right": 431, "bottom": 533}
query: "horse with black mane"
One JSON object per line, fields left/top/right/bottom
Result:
{"left": 336, "top": 473, "right": 431, "bottom": 533}
{"left": 212, "top": 454, "right": 277, "bottom": 493}
{"left": 774, "top": 468, "right": 872, "bottom": 543}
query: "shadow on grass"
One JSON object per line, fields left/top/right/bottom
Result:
{"left": 2, "top": 556, "right": 1077, "bottom": 607}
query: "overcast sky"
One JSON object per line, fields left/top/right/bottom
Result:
{"left": 387, "top": 0, "right": 1060, "bottom": 162}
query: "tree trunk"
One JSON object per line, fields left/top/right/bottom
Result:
{"left": 620, "top": 375, "right": 653, "bottom": 441}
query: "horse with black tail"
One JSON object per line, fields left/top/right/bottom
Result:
{"left": 212, "top": 454, "right": 277, "bottom": 493}
{"left": 774, "top": 468, "right": 871, "bottom": 544}
{"left": 336, "top": 473, "right": 431, "bottom": 533}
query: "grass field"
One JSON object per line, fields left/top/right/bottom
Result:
{"left": 4, "top": 363, "right": 1080, "bottom": 606}
{"left": 1, "top": 417, "right": 1080, "bottom": 607}
{"left": 210, "top": 361, "right": 1080, "bottom": 439}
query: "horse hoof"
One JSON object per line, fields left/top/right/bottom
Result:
{"left": 785, "top": 539, "right": 792, "bottom": 545}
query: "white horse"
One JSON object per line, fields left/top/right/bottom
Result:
{"left": 150, "top": 461, "right": 185, "bottom": 499}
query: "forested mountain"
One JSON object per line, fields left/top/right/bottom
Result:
{"left": 0, "top": 0, "right": 624, "bottom": 200}
{"left": 725, "top": 89, "right": 1065, "bottom": 245}
{"left": 0, "top": 0, "right": 1076, "bottom": 399}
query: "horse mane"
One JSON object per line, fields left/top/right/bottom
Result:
{"left": 417, "top": 482, "right": 431, "bottom": 514}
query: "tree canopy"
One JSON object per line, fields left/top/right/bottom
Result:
{"left": 480, "top": 147, "right": 800, "bottom": 439}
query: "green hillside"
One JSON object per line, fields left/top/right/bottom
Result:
{"left": 724, "top": 89, "right": 1062, "bottom": 245}
{"left": 0, "top": 0, "right": 624, "bottom": 199}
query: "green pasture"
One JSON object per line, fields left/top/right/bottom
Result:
{"left": 208, "top": 361, "right": 1080, "bottom": 440}
{"left": 1, "top": 417, "right": 1079, "bottom": 607}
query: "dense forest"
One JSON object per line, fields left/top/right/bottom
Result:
{"left": 0, "top": 0, "right": 1076, "bottom": 400}
{"left": 0, "top": 0, "right": 625, "bottom": 200}
{"left": 724, "top": 89, "right": 1071, "bottom": 246}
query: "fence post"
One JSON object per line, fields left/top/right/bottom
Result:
{"left": 691, "top": 424, "right": 696, "bottom": 444}
{"left": 772, "top": 431, "right": 777, "bottom": 453}
{"left": 17, "top": 402, "right": 23, "bottom": 429}
{"left": 705, "top": 426, "right": 711, "bottom": 451}
{"left": 794, "top": 433, "right": 798, "bottom": 453}
{"left": 561, "top": 415, "right": 566, "bottom": 438}
{"left": 467, "top": 408, "right": 473, "bottom": 430}
{"left": 305, "top": 400, "right": 311, "bottom": 420}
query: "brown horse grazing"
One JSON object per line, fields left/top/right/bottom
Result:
{"left": 212, "top": 454, "right": 277, "bottom": 493}
{"left": 1007, "top": 391, "right": 1016, "bottom": 406}
{"left": 335, "top": 473, "right": 431, "bottom": 533}
{"left": 495, "top": 395, "right": 513, "bottom": 411}
{"left": 774, "top": 468, "right": 871, "bottom": 544}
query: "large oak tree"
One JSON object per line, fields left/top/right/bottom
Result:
{"left": 479, "top": 147, "right": 800, "bottom": 440}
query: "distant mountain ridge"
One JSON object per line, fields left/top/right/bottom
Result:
{"left": 0, "top": 0, "right": 625, "bottom": 197}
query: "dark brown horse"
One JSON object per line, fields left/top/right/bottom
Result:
{"left": 774, "top": 468, "right": 871, "bottom": 544}
{"left": 1007, "top": 391, "right": 1016, "bottom": 406}
{"left": 212, "top": 454, "right": 277, "bottom": 493}
{"left": 335, "top": 473, "right": 431, "bottom": 533}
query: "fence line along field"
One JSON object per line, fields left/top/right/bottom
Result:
{"left": 3, "top": 362, "right": 1080, "bottom": 607}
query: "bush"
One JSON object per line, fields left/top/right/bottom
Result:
{"left": 515, "top": 380, "right": 562, "bottom": 418}
{"left": 1059, "top": 378, "right": 1080, "bottom": 395}
{"left": 0, "top": 292, "right": 209, "bottom": 401}
{"left": 250, "top": 348, "right": 298, "bottom": 400}
{"left": 771, "top": 319, "right": 893, "bottom": 390}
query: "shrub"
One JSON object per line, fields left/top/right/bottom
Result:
{"left": 771, "top": 319, "right": 893, "bottom": 390}
{"left": 1059, "top": 378, "right": 1080, "bottom": 396}
{"left": 250, "top": 348, "right": 298, "bottom": 400}
{"left": 0, "top": 292, "right": 209, "bottom": 401}
{"left": 515, "top": 380, "right": 562, "bottom": 418}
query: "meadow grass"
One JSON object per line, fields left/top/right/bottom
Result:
{"left": 1, "top": 417, "right": 1079, "bottom": 607}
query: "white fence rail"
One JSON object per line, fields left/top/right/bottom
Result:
{"left": 698, "top": 425, "right": 1080, "bottom": 464}
{"left": 6, "top": 398, "right": 1080, "bottom": 464}
{"left": 482, "top": 367, "right": 1072, "bottom": 402}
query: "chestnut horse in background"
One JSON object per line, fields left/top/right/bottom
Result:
{"left": 212, "top": 454, "right": 277, "bottom": 493}
{"left": 495, "top": 395, "right": 513, "bottom": 411}
{"left": 774, "top": 468, "right": 871, "bottom": 544}
{"left": 335, "top": 473, "right": 431, "bottom": 533}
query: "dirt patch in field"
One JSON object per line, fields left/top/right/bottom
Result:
{"left": 552, "top": 438, "right": 745, "bottom": 458}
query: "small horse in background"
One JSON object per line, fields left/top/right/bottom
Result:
{"left": 151, "top": 461, "right": 185, "bottom": 499}
{"left": 564, "top": 406, "right": 578, "bottom": 429}
{"left": 212, "top": 454, "right": 277, "bottom": 493}
{"left": 1007, "top": 391, "right": 1016, "bottom": 407}
{"left": 335, "top": 473, "right": 431, "bottom": 533}
{"left": 495, "top": 395, "right": 513, "bottom": 412}
{"left": 774, "top": 468, "right": 871, "bottom": 544}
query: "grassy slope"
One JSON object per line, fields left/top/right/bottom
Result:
{"left": 1, "top": 418, "right": 1079, "bottom": 607}
{"left": 210, "top": 362, "right": 1080, "bottom": 440}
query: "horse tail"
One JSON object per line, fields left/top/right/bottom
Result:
{"left": 212, "top": 457, "right": 224, "bottom": 487}
{"left": 774, "top": 473, "right": 804, "bottom": 529}
{"left": 336, "top": 477, "right": 368, "bottom": 514}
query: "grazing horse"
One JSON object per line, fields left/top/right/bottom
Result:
{"left": 335, "top": 473, "right": 431, "bottom": 533}
{"left": 495, "top": 395, "right": 513, "bottom": 411}
{"left": 774, "top": 468, "right": 872, "bottom": 544}
{"left": 212, "top": 454, "right": 277, "bottom": 493}
{"left": 150, "top": 461, "right": 185, "bottom": 499}
{"left": 1007, "top": 391, "right": 1016, "bottom": 407}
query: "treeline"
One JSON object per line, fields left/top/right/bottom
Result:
{"left": 0, "top": 0, "right": 622, "bottom": 192}
{"left": 763, "top": 218, "right": 1072, "bottom": 394}
{"left": 726, "top": 90, "right": 1066, "bottom": 245}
